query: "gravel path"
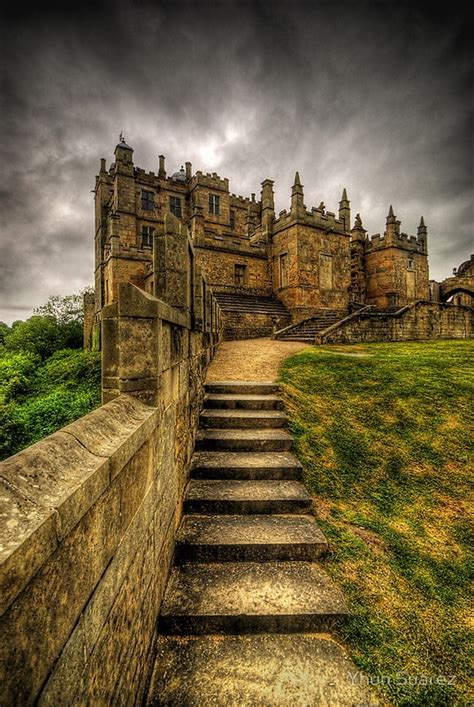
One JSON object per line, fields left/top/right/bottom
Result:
{"left": 206, "top": 338, "right": 309, "bottom": 382}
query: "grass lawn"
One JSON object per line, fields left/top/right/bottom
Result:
{"left": 279, "top": 340, "right": 473, "bottom": 706}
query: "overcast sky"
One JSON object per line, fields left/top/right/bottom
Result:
{"left": 1, "top": 0, "right": 472, "bottom": 324}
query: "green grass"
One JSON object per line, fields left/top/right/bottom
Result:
{"left": 279, "top": 340, "right": 473, "bottom": 706}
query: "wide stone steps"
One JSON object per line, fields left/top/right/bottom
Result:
{"left": 276, "top": 311, "right": 343, "bottom": 341}
{"left": 213, "top": 293, "right": 289, "bottom": 316}
{"left": 191, "top": 450, "right": 302, "bottom": 480}
{"left": 175, "top": 514, "right": 328, "bottom": 562}
{"left": 204, "top": 393, "right": 284, "bottom": 410}
{"left": 158, "top": 561, "right": 347, "bottom": 634}
{"left": 200, "top": 409, "right": 287, "bottom": 428}
{"left": 196, "top": 428, "right": 293, "bottom": 452}
{"left": 148, "top": 380, "right": 354, "bottom": 704}
{"left": 148, "top": 634, "right": 377, "bottom": 706}
{"left": 184, "top": 479, "right": 312, "bottom": 514}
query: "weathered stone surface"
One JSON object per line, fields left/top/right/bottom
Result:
{"left": 184, "top": 479, "right": 311, "bottom": 514}
{"left": 0, "top": 478, "right": 57, "bottom": 615}
{"left": 147, "top": 634, "right": 380, "bottom": 706}
{"left": 0, "top": 430, "right": 109, "bottom": 542}
{"left": 159, "top": 561, "right": 348, "bottom": 634}
{"left": 176, "top": 514, "right": 327, "bottom": 561}
{"left": 200, "top": 408, "right": 288, "bottom": 428}
{"left": 191, "top": 450, "right": 302, "bottom": 480}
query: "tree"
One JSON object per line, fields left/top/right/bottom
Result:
{"left": 34, "top": 292, "right": 86, "bottom": 325}
{"left": 3, "top": 316, "right": 62, "bottom": 360}
{"left": 0, "top": 322, "right": 10, "bottom": 345}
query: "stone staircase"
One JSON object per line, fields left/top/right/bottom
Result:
{"left": 213, "top": 292, "right": 290, "bottom": 317}
{"left": 146, "top": 382, "right": 375, "bottom": 705}
{"left": 213, "top": 293, "right": 291, "bottom": 339}
{"left": 275, "top": 309, "right": 343, "bottom": 342}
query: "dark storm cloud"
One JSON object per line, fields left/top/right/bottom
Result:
{"left": 0, "top": 0, "right": 472, "bottom": 322}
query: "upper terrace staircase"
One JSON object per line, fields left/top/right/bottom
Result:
{"left": 275, "top": 309, "right": 343, "bottom": 342}
{"left": 146, "top": 382, "right": 375, "bottom": 705}
{"left": 213, "top": 293, "right": 291, "bottom": 339}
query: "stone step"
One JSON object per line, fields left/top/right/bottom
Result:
{"left": 191, "top": 451, "right": 302, "bottom": 480}
{"left": 200, "top": 409, "right": 287, "bottom": 429}
{"left": 204, "top": 393, "right": 284, "bottom": 410}
{"left": 147, "top": 634, "right": 378, "bottom": 706}
{"left": 184, "top": 480, "right": 311, "bottom": 514}
{"left": 196, "top": 428, "right": 292, "bottom": 452}
{"left": 205, "top": 381, "right": 279, "bottom": 395}
{"left": 158, "top": 561, "right": 348, "bottom": 634}
{"left": 175, "top": 514, "right": 328, "bottom": 562}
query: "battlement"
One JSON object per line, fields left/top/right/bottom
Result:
{"left": 192, "top": 171, "right": 229, "bottom": 191}
{"left": 365, "top": 231, "right": 426, "bottom": 252}
{"left": 273, "top": 202, "right": 347, "bottom": 234}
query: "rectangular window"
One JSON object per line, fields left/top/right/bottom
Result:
{"left": 279, "top": 253, "right": 288, "bottom": 288}
{"left": 141, "top": 190, "right": 155, "bottom": 211}
{"left": 407, "top": 257, "right": 415, "bottom": 270}
{"left": 209, "top": 193, "right": 220, "bottom": 215}
{"left": 230, "top": 210, "right": 235, "bottom": 229}
{"left": 234, "top": 264, "right": 247, "bottom": 286}
{"left": 141, "top": 225, "right": 154, "bottom": 248}
{"left": 169, "top": 195, "right": 182, "bottom": 218}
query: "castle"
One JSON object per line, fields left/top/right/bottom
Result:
{"left": 88, "top": 136, "right": 470, "bottom": 343}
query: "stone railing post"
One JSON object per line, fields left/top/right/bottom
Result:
{"left": 153, "top": 214, "right": 190, "bottom": 317}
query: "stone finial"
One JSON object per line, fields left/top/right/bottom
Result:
{"left": 340, "top": 188, "right": 349, "bottom": 203}
{"left": 158, "top": 155, "right": 166, "bottom": 178}
{"left": 293, "top": 171, "right": 302, "bottom": 187}
{"left": 387, "top": 205, "right": 396, "bottom": 223}
{"left": 318, "top": 201, "right": 325, "bottom": 211}
{"left": 354, "top": 213, "right": 363, "bottom": 228}
{"left": 417, "top": 216, "right": 427, "bottom": 234}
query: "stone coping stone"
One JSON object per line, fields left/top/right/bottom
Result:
{"left": 147, "top": 634, "right": 380, "bottom": 706}
{"left": 159, "top": 561, "right": 348, "bottom": 634}
{"left": 175, "top": 514, "right": 327, "bottom": 562}
{"left": 0, "top": 394, "right": 157, "bottom": 614}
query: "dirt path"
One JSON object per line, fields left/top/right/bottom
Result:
{"left": 206, "top": 338, "right": 309, "bottom": 382}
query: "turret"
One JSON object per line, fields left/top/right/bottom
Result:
{"left": 290, "top": 171, "right": 305, "bottom": 218}
{"left": 114, "top": 133, "right": 134, "bottom": 176}
{"left": 260, "top": 178, "right": 275, "bottom": 239}
{"left": 417, "top": 216, "right": 428, "bottom": 253}
{"left": 384, "top": 205, "right": 401, "bottom": 242}
{"left": 338, "top": 188, "right": 351, "bottom": 232}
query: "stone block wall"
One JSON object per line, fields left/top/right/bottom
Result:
{"left": 222, "top": 311, "right": 291, "bottom": 340}
{"left": 316, "top": 301, "right": 473, "bottom": 344}
{"left": 0, "top": 244, "right": 222, "bottom": 702}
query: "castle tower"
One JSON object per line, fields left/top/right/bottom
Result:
{"left": 338, "top": 188, "right": 351, "bottom": 232}
{"left": 260, "top": 179, "right": 275, "bottom": 241}
{"left": 417, "top": 216, "right": 428, "bottom": 253}
{"left": 290, "top": 172, "right": 305, "bottom": 218}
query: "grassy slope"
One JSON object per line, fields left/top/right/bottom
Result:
{"left": 279, "top": 340, "right": 473, "bottom": 706}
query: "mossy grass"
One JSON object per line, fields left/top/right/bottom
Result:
{"left": 279, "top": 340, "right": 473, "bottom": 705}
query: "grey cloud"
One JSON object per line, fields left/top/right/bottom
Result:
{"left": 0, "top": 0, "right": 471, "bottom": 323}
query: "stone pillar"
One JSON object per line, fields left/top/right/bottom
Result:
{"left": 338, "top": 188, "right": 351, "bottom": 233}
{"left": 101, "top": 283, "right": 161, "bottom": 406}
{"left": 153, "top": 214, "right": 190, "bottom": 316}
{"left": 158, "top": 154, "right": 166, "bottom": 178}
{"left": 260, "top": 179, "right": 275, "bottom": 241}
{"left": 193, "top": 265, "right": 204, "bottom": 331}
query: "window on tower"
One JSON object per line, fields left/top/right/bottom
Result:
{"left": 169, "top": 195, "right": 182, "bottom": 218}
{"left": 230, "top": 209, "right": 235, "bottom": 229}
{"left": 141, "top": 190, "right": 155, "bottom": 211}
{"left": 234, "top": 264, "right": 247, "bottom": 286}
{"left": 208, "top": 193, "right": 220, "bottom": 215}
{"left": 141, "top": 225, "right": 155, "bottom": 248}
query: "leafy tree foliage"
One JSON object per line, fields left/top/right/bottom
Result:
{"left": 0, "top": 291, "right": 100, "bottom": 461}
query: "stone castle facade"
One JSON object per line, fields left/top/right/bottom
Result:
{"left": 91, "top": 136, "right": 435, "bottom": 340}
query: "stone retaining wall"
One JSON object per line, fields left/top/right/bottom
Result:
{"left": 316, "top": 301, "right": 473, "bottom": 344}
{"left": 0, "top": 231, "right": 222, "bottom": 703}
